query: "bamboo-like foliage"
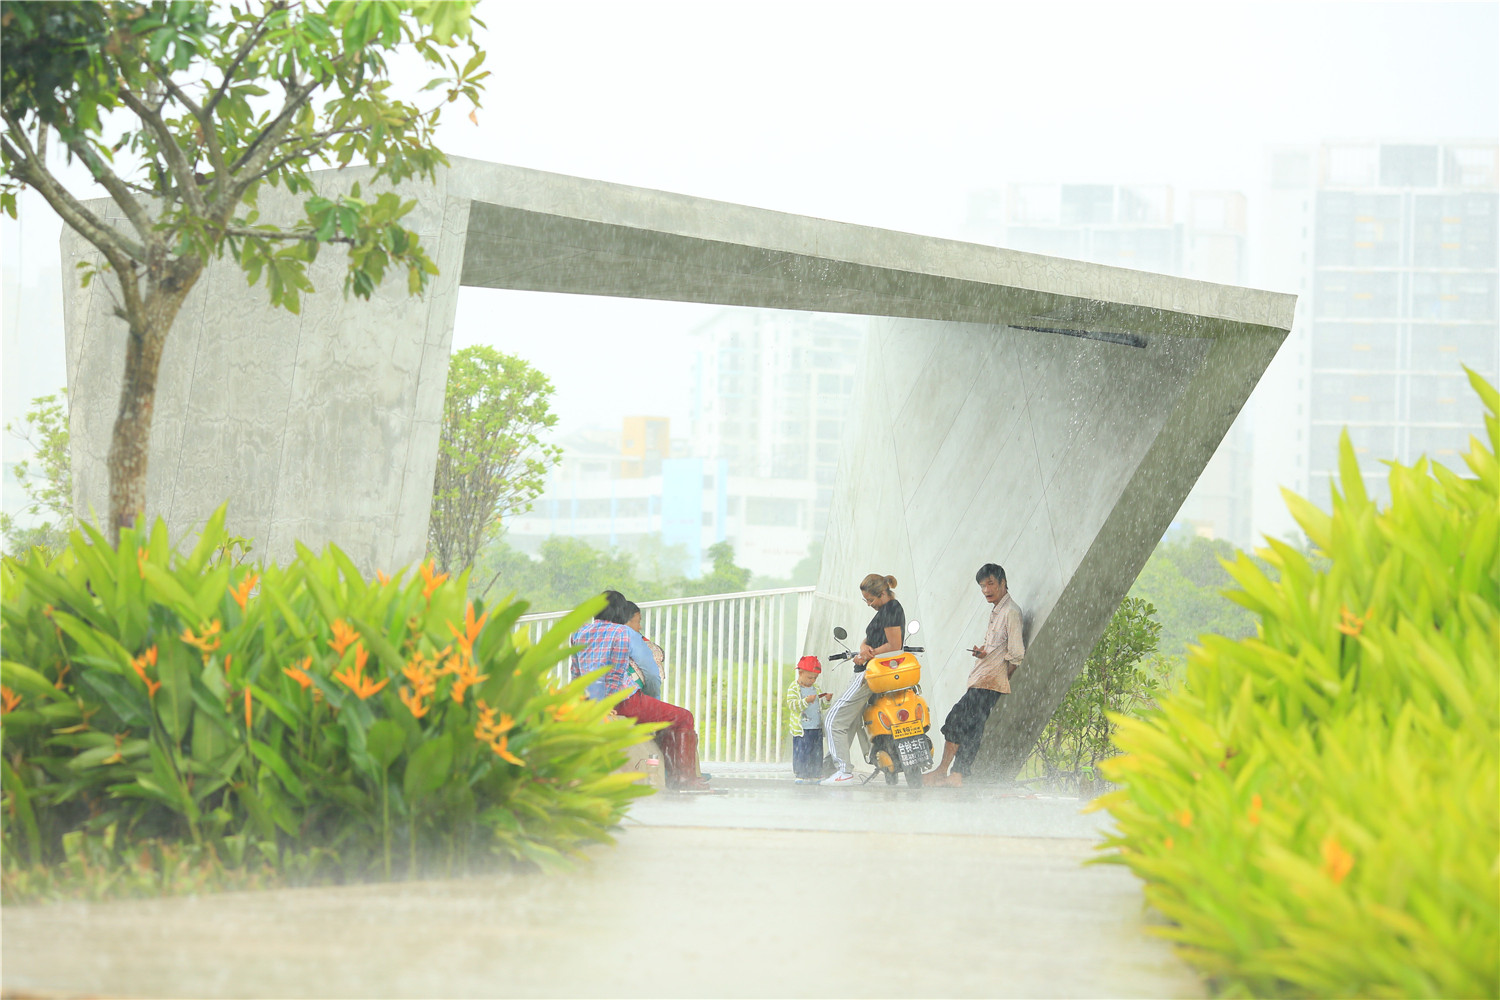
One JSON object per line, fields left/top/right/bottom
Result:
{"left": 1092, "top": 367, "right": 1499, "bottom": 997}
{"left": 0, "top": 505, "right": 658, "bottom": 897}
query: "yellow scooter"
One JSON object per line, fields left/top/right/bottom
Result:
{"left": 829, "top": 620, "right": 933, "bottom": 787}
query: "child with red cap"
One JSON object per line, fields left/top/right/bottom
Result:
{"left": 786, "top": 655, "right": 832, "bottom": 782}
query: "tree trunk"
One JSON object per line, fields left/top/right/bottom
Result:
{"left": 105, "top": 269, "right": 200, "bottom": 541}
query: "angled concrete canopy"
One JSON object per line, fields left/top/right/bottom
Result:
{"left": 64, "top": 157, "right": 1294, "bottom": 777}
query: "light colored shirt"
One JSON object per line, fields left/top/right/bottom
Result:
{"left": 785, "top": 680, "right": 823, "bottom": 735}
{"left": 967, "top": 592, "right": 1024, "bottom": 693}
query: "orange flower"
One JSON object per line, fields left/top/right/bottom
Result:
{"left": 420, "top": 559, "right": 449, "bottom": 600}
{"left": 1248, "top": 793, "right": 1263, "bottom": 826}
{"left": 328, "top": 619, "right": 360, "bottom": 658}
{"left": 283, "top": 657, "right": 314, "bottom": 690}
{"left": 1321, "top": 834, "right": 1354, "bottom": 884}
{"left": 244, "top": 687, "right": 253, "bottom": 729}
{"left": 0, "top": 685, "right": 20, "bottom": 714}
{"left": 333, "top": 644, "right": 388, "bottom": 700}
{"left": 446, "top": 602, "right": 489, "bottom": 657}
{"left": 399, "top": 686, "right": 429, "bottom": 719}
{"left": 181, "top": 620, "right": 222, "bottom": 653}
{"left": 376, "top": 570, "right": 391, "bottom": 586}
{"left": 1163, "top": 836, "right": 1174, "bottom": 851}
{"left": 475, "top": 698, "right": 521, "bottom": 763}
{"left": 131, "top": 646, "right": 161, "bottom": 698}
{"left": 550, "top": 702, "right": 576, "bottom": 722}
{"left": 1337, "top": 605, "right": 1370, "bottom": 636}
{"left": 230, "top": 573, "right": 260, "bottom": 611}
{"left": 448, "top": 657, "right": 488, "bottom": 705}
{"left": 1176, "top": 808, "right": 1193, "bottom": 829}
{"left": 488, "top": 734, "right": 525, "bottom": 767}
{"left": 136, "top": 546, "right": 149, "bottom": 578}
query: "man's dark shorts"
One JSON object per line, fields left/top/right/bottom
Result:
{"left": 940, "top": 687, "right": 1003, "bottom": 775}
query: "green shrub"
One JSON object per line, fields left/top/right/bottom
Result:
{"left": 1093, "top": 368, "right": 1499, "bottom": 998}
{"left": 1, "top": 507, "right": 656, "bottom": 898}
{"left": 1030, "top": 597, "right": 1167, "bottom": 792}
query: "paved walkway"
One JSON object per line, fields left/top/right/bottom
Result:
{"left": 1, "top": 778, "right": 1202, "bottom": 998}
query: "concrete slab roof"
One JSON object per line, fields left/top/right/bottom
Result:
{"left": 447, "top": 158, "right": 1294, "bottom": 340}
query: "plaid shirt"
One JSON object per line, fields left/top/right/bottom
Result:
{"left": 569, "top": 620, "right": 638, "bottom": 698}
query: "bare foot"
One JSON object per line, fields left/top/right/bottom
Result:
{"left": 930, "top": 773, "right": 963, "bottom": 788}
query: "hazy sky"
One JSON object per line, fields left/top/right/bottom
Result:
{"left": 4, "top": 1, "right": 1498, "bottom": 446}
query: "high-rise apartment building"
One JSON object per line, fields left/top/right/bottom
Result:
{"left": 690, "top": 308, "right": 865, "bottom": 539}
{"left": 966, "top": 183, "right": 1256, "bottom": 545}
{"left": 1255, "top": 141, "right": 1499, "bottom": 537}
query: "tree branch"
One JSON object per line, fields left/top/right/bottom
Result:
{"left": 222, "top": 226, "right": 354, "bottom": 244}
{"left": 57, "top": 133, "right": 158, "bottom": 253}
{"left": 202, "top": 3, "right": 286, "bottom": 119}
{"left": 227, "top": 74, "right": 319, "bottom": 185}
{"left": 116, "top": 84, "right": 209, "bottom": 219}
{"left": 1, "top": 115, "right": 148, "bottom": 264}
{"left": 149, "top": 65, "right": 229, "bottom": 188}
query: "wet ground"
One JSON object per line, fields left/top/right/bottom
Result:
{"left": 1, "top": 772, "right": 1202, "bottom": 998}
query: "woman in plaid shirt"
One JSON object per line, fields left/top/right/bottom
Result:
{"left": 571, "top": 591, "right": 715, "bottom": 793}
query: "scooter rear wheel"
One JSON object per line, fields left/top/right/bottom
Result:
{"left": 904, "top": 763, "right": 924, "bottom": 789}
{"left": 884, "top": 769, "right": 899, "bottom": 785}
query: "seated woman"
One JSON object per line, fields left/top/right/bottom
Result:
{"left": 569, "top": 590, "right": 714, "bottom": 792}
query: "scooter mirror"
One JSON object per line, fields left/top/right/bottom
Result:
{"left": 833, "top": 626, "right": 848, "bottom": 641}
{"left": 907, "top": 620, "right": 921, "bottom": 636}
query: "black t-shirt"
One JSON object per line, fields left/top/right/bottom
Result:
{"left": 859, "top": 598, "right": 905, "bottom": 671}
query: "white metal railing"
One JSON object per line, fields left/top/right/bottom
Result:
{"left": 516, "top": 587, "right": 815, "bottom": 763}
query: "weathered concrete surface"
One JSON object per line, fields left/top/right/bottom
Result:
{"left": 63, "top": 157, "right": 1292, "bottom": 578}
{"left": 1, "top": 781, "right": 1201, "bottom": 999}
{"left": 810, "top": 309, "right": 1288, "bottom": 781}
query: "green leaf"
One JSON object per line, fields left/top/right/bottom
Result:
{"left": 367, "top": 718, "right": 405, "bottom": 771}
{"left": 403, "top": 734, "right": 452, "bottom": 803}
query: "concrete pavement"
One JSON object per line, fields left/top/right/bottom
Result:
{"left": 1, "top": 777, "right": 1202, "bottom": 998}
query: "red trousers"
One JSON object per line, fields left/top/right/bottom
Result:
{"left": 615, "top": 691, "right": 699, "bottom": 784}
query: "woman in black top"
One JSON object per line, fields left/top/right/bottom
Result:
{"left": 819, "top": 573, "right": 905, "bottom": 784}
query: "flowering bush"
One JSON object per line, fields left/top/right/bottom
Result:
{"left": 1093, "top": 368, "right": 1499, "bottom": 997}
{"left": 1, "top": 507, "right": 656, "bottom": 896}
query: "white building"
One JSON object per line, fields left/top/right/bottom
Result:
{"left": 1253, "top": 141, "right": 1499, "bottom": 541}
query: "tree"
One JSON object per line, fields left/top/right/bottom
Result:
{"left": 0, "top": 1, "right": 487, "bottom": 540}
{"left": 1128, "top": 535, "right": 1262, "bottom": 661}
{"left": 428, "top": 347, "right": 562, "bottom": 575}
{"left": 681, "top": 541, "right": 752, "bottom": 597}
{"left": 0, "top": 389, "right": 72, "bottom": 555}
{"left": 1033, "top": 596, "right": 1164, "bottom": 789}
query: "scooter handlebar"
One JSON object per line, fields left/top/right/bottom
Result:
{"left": 903, "top": 645, "right": 925, "bottom": 653}
{"left": 827, "top": 650, "right": 854, "bottom": 661}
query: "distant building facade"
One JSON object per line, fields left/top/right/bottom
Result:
{"left": 689, "top": 308, "right": 866, "bottom": 548}
{"left": 1255, "top": 141, "right": 1499, "bottom": 539}
{"left": 505, "top": 418, "right": 819, "bottom": 579}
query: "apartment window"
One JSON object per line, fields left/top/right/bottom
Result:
{"left": 1310, "top": 323, "right": 1399, "bottom": 371}
{"left": 1060, "top": 184, "right": 1114, "bottom": 225}
{"left": 746, "top": 497, "right": 801, "bottom": 528}
{"left": 1409, "top": 324, "right": 1500, "bottom": 372}
{"left": 816, "top": 420, "right": 841, "bottom": 441}
{"left": 1379, "top": 145, "right": 1439, "bottom": 188}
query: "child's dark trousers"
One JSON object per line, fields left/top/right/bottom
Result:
{"left": 792, "top": 729, "right": 824, "bottom": 779}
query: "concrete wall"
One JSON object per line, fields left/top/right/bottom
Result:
{"left": 63, "top": 168, "right": 470, "bottom": 571}
{"left": 810, "top": 315, "right": 1285, "bottom": 780}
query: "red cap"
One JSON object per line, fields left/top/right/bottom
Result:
{"left": 796, "top": 655, "right": 821, "bottom": 674}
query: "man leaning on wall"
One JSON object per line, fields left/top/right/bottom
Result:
{"left": 926, "top": 563, "right": 1024, "bottom": 787}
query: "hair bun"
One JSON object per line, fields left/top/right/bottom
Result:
{"left": 886, "top": 575, "right": 898, "bottom": 589}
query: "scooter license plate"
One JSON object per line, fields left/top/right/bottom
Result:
{"left": 895, "top": 735, "right": 931, "bottom": 767}
{"left": 891, "top": 720, "right": 925, "bottom": 740}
